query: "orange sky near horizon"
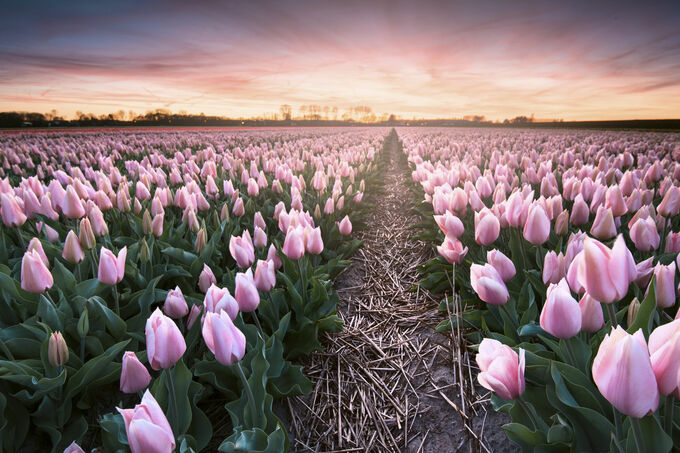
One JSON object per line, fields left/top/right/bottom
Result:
{"left": 1, "top": 0, "right": 679, "bottom": 121}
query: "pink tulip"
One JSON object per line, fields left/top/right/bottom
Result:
{"left": 282, "top": 226, "right": 305, "bottom": 260}
{"left": 21, "top": 249, "right": 53, "bottom": 294}
{"left": 254, "top": 259, "right": 276, "bottom": 292}
{"left": 64, "top": 441, "right": 85, "bottom": 453}
{"left": 27, "top": 237, "right": 49, "bottom": 267}
{"left": 120, "top": 351, "right": 151, "bottom": 394}
{"left": 61, "top": 228, "right": 85, "bottom": 264}
{"left": 578, "top": 293, "right": 605, "bottom": 333}
{"left": 88, "top": 203, "right": 108, "bottom": 237}
{"left": 48, "top": 331, "right": 68, "bottom": 367}
{"left": 487, "top": 250, "right": 515, "bottom": 282}
{"left": 658, "top": 186, "right": 680, "bottom": 218}
{"left": 589, "top": 206, "right": 617, "bottom": 240}
{"left": 267, "top": 244, "right": 282, "bottom": 270}
{"left": 0, "top": 193, "right": 27, "bottom": 227}
{"left": 650, "top": 262, "right": 677, "bottom": 308}
{"left": 187, "top": 304, "right": 202, "bottom": 330}
{"left": 649, "top": 319, "right": 680, "bottom": 396}
{"left": 540, "top": 279, "right": 581, "bottom": 338}
{"left": 476, "top": 338, "right": 525, "bottom": 400}
{"left": 434, "top": 211, "right": 464, "bottom": 238}
{"left": 554, "top": 210, "right": 569, "bottom": 236}
{"left": 523, "top": 203, "right": 550, "bottom": 245}
{"left": 629, "top": 217, "right": 660, "bottom": 252}
{"left": 152, "top": 213, "right": 164, "bottom": 237}
{"left": 305, "top": 226, "right": 324, "bottom": 255}
{"left": 198, "top": 264, "right": 216, "bottom": 293}
{"left": 163, "top": 286, "right": 189, "bottom": 319}
{"left": 202, "top": 310, "right": 246, "bottom": 366}
{"left": 592, "top": 326, "right": 659, "bottom": 417}
{"left": 79, "top": 217, "right": 96, "bottom": 250}
{"left": 229, "top": 231, "right": 255, "bottom": 269}
{"left": 665, "top": 232, "right": 680, "bottom": 253}
{"left": 117, "top": 390, "right": 175, "bottom": 453}
{"left": 62, "top": 186, "right": 85, "bottom": 219}
{"left": 474, "top": 209, "right": 500, "bottom": 246}
{"left": 253, "top": 226, "right": 267, "bottom": 249}
{"left": 232, "top": 197, "right": 245, "bottom": 217}
{"left": 542, "top": 251, "right": 566, "bottom": 285}
{"left": 253, "top": 211, "right": 266, "bottom": 230}
{"left": 569, "top": 194, "right": 589, "bottom": 226}
{"left": 145, "top": 308, "right": 186, "bottom": 370}
{"left": 624, "top": 256, "right": 648, "bottom": 288}
{"left": 203, "top": 284, "right": 239, "bottom": 320}
{"left": 98, "top": 246, "right": 127, "bottom": 285}
{"left": 437, "top": 236, "right": 468, "bottom": 264}
{"left": 338, "top": 215, "right": 352, "bottom": 235}
{"left": 234, "top": 269, "right": 260, "bottom": 312}
{"left": 578, "top": 235, "right": 636, "bottom": 303}
{"left": 470, "top": 263, "right": 509, "bottom": 305}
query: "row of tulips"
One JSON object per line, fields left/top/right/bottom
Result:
{"left": 403, "top": 128, "right": 680, "bottom": 452}
{"left": 0, "top": 128, "right": 387, "bottom": 452}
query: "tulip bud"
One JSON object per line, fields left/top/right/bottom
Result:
{"left": 142, "top": 209, "right": 152, "bottom": 235}
{"left": 578, "top": 293, "right": 604, "bottom": 333}
{"left": 117, "top": 390, "right": 175, "bottom": 453}
{"left": 649, "top": 319, "right": 680, "bottom": 396}
{"left": 627, "top": 297, "right": 640, "bottom": 327}
{"left": 48, "top": 331, "right": 68, "bottom": 367}
{"left": 139, "top": 238, "right": 150, "bottom": 263}
{"left": 79, "top": 217, "right": 96, "bottom": 250}
{"left": 283, "top": 226, "right": 305, "bottom": 260}
{"left": 523, "top": 203, "right": 550, "bottom": 245}
{"left": 195, "top": 228, "right": 206, "bottom": 254}
{"left": 487, "top": 250, "right": 515, "bottom": 282}
{"left": 77, "top": 308, "right": 89, "bottom": 338}
{"left": 314, "top": 204, "right": 321, "bottom": 220}
{"left": 152, "top": 212, "right": 164, "bottom": 237}
{"left": 164, "top": 286, "right": 189, "bottom": 319}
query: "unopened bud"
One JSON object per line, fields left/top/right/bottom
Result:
{"left": 48, "top": 331, "right": 69, "bottom": 367}
{"left": 627, "top": 297, "right": 640, "bottom": 327}
{"left": 142, "top": 209, "right": 152, "bottom": 235}
{"left": 79, "top": 218, "right": 96, "bottom": 250}
{"left": 139, "top": 238, "right": 150, "bottom": 263}
{"left": 195, "top": 228, "right": 206, "bottom": 254}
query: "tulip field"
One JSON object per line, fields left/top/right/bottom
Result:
{"left": 404, "top": 127, "right": 680, "bottom": 452}
{"left": 0, "top": 127, "right": 382, "bottom": 452}
{"left": 1, "top": 126, "right": 680, "bottom": 453}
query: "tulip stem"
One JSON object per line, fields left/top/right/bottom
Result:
{"left": 517, "top": 228, "right": 529, "bottom": 270}
{"left": 251, "top": 310, "right": 263, "bottom": 334}
{"left": 297, "top": 259, "right": 307, "bottom": 302}
{"left": 166, "top": 365, "right": 179, "bottom": 435}
{"left": 79, "top": 336, "right": 85, "bottom": 361}
{"left": 563, "top": 338, "right": 578, "bottom": 368}
{"left": 659, "top": 216, "right": 668, "bottom": 258}
{"left": 14, "top": 228, "right": 26, "bottom": 250}
{"left": 612, "top": 407, "right": 623, "bottom": 442}
{"left": 45, "top": 291, "right": 57, "bottom": 307}
{"left": 630, "top": 417, "right": 645, "bottom": 453}
{"left": 665, "top": 394, "right": 674, "bottom": 435}
{"left": 112, "top": 285, "right": 120, "bottom": 316}
{"left": 605, "top": 303, "right": 618, "bottom": 327}
{"left": 516, "top": 396, "right": 538, "bottom": 431}
{"left": 235, "top": 361, "right": 258, "bottom": 428}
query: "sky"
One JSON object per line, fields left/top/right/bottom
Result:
{"left": 1, "top": 0, "right": 679, "bottom": 121}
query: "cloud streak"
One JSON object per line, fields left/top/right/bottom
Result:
{"left": 1, "top": 0, "right": 679, "bottom": 120}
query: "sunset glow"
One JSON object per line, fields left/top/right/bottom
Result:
{"left": 1, "top": 0, "right": 679, "bottom": 120}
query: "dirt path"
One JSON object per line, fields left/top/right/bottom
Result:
{"left": 286, "top": 131, "right": 515, "bottom": 452}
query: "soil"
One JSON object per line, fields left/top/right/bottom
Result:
{"left": 282, "top": 131, "right": 518, "bottom": 452}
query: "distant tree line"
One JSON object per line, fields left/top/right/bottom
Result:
{"left": 0, "top": 109, "right": 677, "bottom": 130}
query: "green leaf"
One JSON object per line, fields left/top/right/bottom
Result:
{"left": 627, "top": 276, "right": 656, "bottom": 338}
{"left": 625, "top": 416, "right": 672, "bottom": 453}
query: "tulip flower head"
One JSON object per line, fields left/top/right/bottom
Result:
{"left": 476, "top": 338, "right": 525, "bottom": 400}
{"left": 120, "top": 351, "right": 152, "bottom": 394}
{"left": 117, "top": 390, "right": 175, "bottom": 453}
{"left": 592, "top": 326, "right": 659, "bottom": 417}
{"left": 145, "top": 308, "right": 186, "bottom": 370}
